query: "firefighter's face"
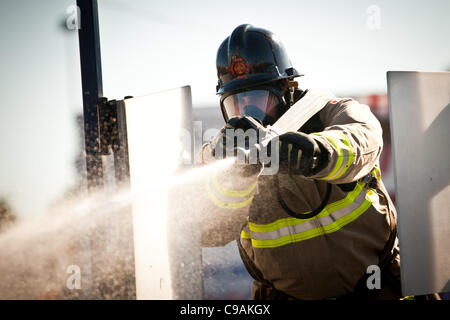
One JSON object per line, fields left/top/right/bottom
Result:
{"left": 222, "top": 89, "right": 282, "bottom": 126}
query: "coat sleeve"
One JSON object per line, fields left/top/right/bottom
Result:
{"left": 309, "top": 98, "right": 383, "bottom": 184}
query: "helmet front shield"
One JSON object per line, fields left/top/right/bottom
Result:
{"left": 221, "top": 89, "right": 282, "bottom": 126}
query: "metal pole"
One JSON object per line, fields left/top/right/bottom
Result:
{"left": 76, "top": 0, "right": 104, "bottom": 299}
{"left": 76, "top": 0, "right": 136, "bottom": 299}
{"left": 77, "top": 0, "right": 104, "bottom": 190}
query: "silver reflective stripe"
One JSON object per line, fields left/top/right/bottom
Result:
{"left": 249, "top": 189, "right": 368, "bottom": 241}
{"left": 326, "top": 148, "right": 349, "bottom": 180}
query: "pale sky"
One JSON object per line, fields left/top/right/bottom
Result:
{"left": 0, "top": 0, "right": 449, "bottom": 217}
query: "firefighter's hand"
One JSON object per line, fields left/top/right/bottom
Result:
{"left": 211, "top": 117, "right": 262, "bottom": 161}
{"left": 210, "top": 122, "right": 236, "bottom": 159}
{"left": 198, "top": 122, "right": 236, "bottom": 165}
{"left": 277, "top": 132, "right": 329, "bottom": 176}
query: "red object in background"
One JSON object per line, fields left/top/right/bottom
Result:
{"left": 380, "top": 142, "right": 391, "bottom": 175}
{"left": 357, "top": 94, "right": 389, "bottom": 120}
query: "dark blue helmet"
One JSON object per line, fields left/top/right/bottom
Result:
{"left": 216, "top": 24, "right": 302, "bottom": 94}
{"left": 216, "top": 24, "right": 303, "bottom": 125}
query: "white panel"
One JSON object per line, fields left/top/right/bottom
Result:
{"left": 387, "top": 71, "right": 450, "bottom": 296}
{"left": 124, "top": 86, "right": 203, "bottom": 299}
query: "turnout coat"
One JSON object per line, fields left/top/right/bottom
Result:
{"left": 197, "top": 97, "right": 401, "bottom": 300}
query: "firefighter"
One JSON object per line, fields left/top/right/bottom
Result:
{"left": 198, "top": 24, "right": 402, "bottom": 300}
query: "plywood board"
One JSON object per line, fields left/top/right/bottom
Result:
{"left": 124, "top": 86, "right": 203, "bottom": 299}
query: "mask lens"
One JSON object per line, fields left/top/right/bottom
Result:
{"left": 222, "top": 90, "right": 281, "bottom": 125}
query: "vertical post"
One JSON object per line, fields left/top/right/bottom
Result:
{"left": 77, "top": 0, "right": 103, "bottom": 190}
{"left": 76, "top": 0, "right": 103, "bottom": 299}
{"left": 76, "top": 0, "right": 136, "bottom": 299}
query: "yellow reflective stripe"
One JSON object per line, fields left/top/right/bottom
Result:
{"left": 241, "top": 230, "right": 251, "bottom": 239}
{"left": 212, "top": 175, "right": 257, "bottom": 197}
{"left": 313, "top": 131, "right": 354, "bottom": 181}
{"left": 331, "top": 132, "right": 354, "bottom": 180}
{"left": 241, "top": 218, "right": 251, "bottom": 239}
{"left": 321, "top": 197, "right": 372, "bottom": 234}
{"left": 371, "top": 167, "right": 381, "bottom": 181}
{"left": 248, "top": 182, "right": 364, "bottom": 233}
{"left": 321, "top": 134, "right": 343, "bottom": 180}
{"left": 247, "top": 188, "right": 373, "bottom": 248}
{"left": 249, "top": 198, "right": 372, "bottom": 248}
{"left": 206, "top": 180, "right": 254, "bottom": 209}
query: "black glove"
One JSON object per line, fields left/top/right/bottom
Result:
{"left": 276, "top": 132, "right": 330, "bottom": 176}
{"left": 212, "top": 116, "right": 263, "bottom": 161}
